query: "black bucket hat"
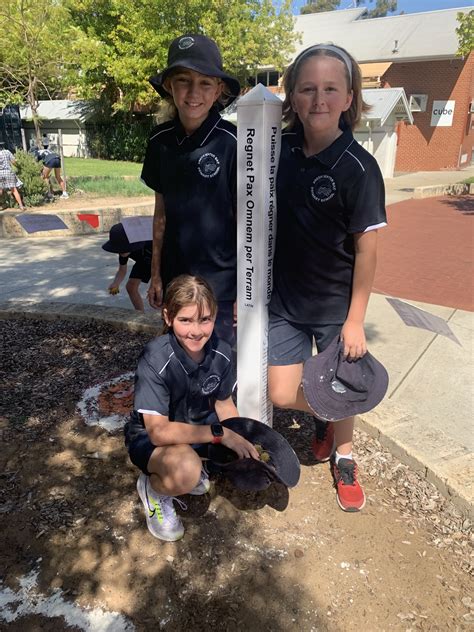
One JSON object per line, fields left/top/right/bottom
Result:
{"left": 207, "top": 417, "right": 301, "bottom": 491}
{"left": 149, "top": 34, "right": 240, "bottom": 103}
{"left": 102, "top": 223, "right": 147, "bottom": 254}
{"left": 302, "top": 336, "right": 389, "bottom": 422}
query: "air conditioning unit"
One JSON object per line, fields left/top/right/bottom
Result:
{"left": 469, "top": 99, "right": 474, "bottom": 114}
{"left": 409, "top": 94, "right": 428, "bottom": 112}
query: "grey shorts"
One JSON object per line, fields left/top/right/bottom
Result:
{"left": 268, "top": 311, "right": 342, "bottom": 366}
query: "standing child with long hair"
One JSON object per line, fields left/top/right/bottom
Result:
{"left": 268, "top": 44, "right": 387, "bottom": 512}
{"left": 142, "top": 34, "right": 240, "bottom": 345}
{"left": 125, "top": 275, "right": 258, "bottom": 541}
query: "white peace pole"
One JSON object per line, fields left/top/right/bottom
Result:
{"left": 236, "top": 84, "right": 282, "bottom": 426}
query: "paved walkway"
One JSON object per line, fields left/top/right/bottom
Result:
{"left": 0, "top": 167, "right": 473, "bottom": 516}
{"left": 375, "top": 195, "right": 474, "bottom": 311}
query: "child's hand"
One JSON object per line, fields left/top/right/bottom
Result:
{"left": 222, "top": 428, "right": 260, "bottom": 460}
{"left": 340, "top": 320, "right": 367, "bottom": 360}
{"left": 108, "top": 284, "right": 120, "bottom": 295}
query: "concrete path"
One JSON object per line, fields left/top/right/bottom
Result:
{"left": 384, "top": 166, "right": 474, "bottom": 204}
{"left": 0, "top": 168, "right": 473, "bottom": 516}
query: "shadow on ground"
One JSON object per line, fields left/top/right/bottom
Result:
{"left": 0, "top": 317, "right": 325, "bottom": 631}
{"left": 439, "top": 195, "right": 474, "bottom": 215}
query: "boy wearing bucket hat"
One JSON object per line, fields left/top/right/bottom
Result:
{"left": 142, "top": 34, "right": 240, "bottom": 345}
{"left": 102, "top": 222, "right": 153, "bottom": 311}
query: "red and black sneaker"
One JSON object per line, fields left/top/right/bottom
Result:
{"left": 331, "top": 457, "right": 366, "bottom": 512}
{"left": 311, "top": 418, "right": 335, "bottom": 462}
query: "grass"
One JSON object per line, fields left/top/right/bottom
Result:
{"left": 63, "top": 157, "right": 141, "bottom": 177}
{"left": 69, "top": 176, "right": 152, "bottom": 197}
{"left": 462, "top": 176, "right": 474, "bottom": 184}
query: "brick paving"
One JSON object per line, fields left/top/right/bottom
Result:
{"left": 374, "top": 195, "right": 474, "bottom": 311}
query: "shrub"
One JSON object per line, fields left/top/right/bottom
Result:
{"left": 85, "top": 114, "right": 154, "bottom": 162}
{"left": 14, "top": 150, "right": 48, "bottom": 207}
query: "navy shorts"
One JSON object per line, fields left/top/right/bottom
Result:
{"left": 125, "top": 413, "right": 218, "bottom": 475}
{"left": 43, "top": 157, "right": 61, "bottom": 169}
{"left": 129, "top": 260, "right": 151, "bottom": 284}
{"left": 268, "top": 311, "right": 342, "bottom": 366}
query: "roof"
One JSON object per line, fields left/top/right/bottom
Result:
{"left": 222, "top": 87, "right": 413, "bottom": 126}
{"left": 362, "top": 87, "right": 413, "bottom": 126}
{"left": 293, "top": 7, "right": 471, "bottom": 63}
{"left": 20, "top": 100, "right": 94, "bottom": 122}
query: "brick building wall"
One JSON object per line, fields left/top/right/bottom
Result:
{"left": 383, "top": 54, "right": 473, "bottom": 171}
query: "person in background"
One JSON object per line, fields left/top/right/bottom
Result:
{"left": 102, "top": 222, "right": 152, "bottom": 312}
{"left": 33, "top": 142, "right": 69, "bottom": 199}
{"left": 0, "top": 141, "right": 25, "bottom": 211}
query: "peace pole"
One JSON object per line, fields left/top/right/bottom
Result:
{"left": 236, "top": 84, "right": 282, "bottom": 426}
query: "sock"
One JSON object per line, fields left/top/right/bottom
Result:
{"left": 335, "top": 451, "right": 353, "bottom": 464}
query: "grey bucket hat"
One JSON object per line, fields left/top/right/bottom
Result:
{"left": 302, "top": 336, "right": 389, "bottom": 422}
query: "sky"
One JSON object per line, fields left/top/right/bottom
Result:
{"left": 290, "top": 0, "right": 474, "bottom": 14}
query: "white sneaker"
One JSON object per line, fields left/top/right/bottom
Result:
{"left": 136, "top": 474, "right": 185, "bottom": 541}
{"left": 61, "top": 192, "right": 69, "bottom": 199}
{"left": 188, "top": 468, "right": 211, "bottom": 496}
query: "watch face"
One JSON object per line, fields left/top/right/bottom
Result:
{"left": 211, "top": 423, "right": 224, "bottom": 437}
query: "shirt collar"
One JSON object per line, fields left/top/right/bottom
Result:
{"left": 286, "top": 122, "right": 354, "bottom": 169}
{"left": 174, "top": 106, "right": 221, "bottom": 149}
{"left": 169, "top": 331, "right": 215, "bottom": 374}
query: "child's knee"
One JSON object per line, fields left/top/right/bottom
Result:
{"left": 162, "top": 447, "right": 202, "bottom": 494}
{"left": 269, "top": 384, "right": 295, "bottom": 409}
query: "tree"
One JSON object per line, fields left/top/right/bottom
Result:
{"left": 0, "top": 0, "right": 72, "bottom": 143}
{"left": 362, "top": 0, "right": 396, "bottom": 18}
{"left": 66, "top": 0, "right": 297, "bottom": 113}
{"left": 300, "top": 1, "right": 338, "bottom": 14}
{"left": 300, "top": 0, "right": 397, "bottom": 18}
{"left": 456, "top": 10, "right": 474, "bottom": 57}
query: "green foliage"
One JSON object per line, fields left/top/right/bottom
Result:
{"left": 364, "top": 0, "right": 396, "bottom": 18}
{"left": 300, "top": 1, "right": 338, "bottom": 14}
{"left": 0, "top": 0, "right": 73, "bottom": 140}
{"left": 300, "top": 0, "right": 397, "bottom": 18}
{"left": 14, "top": 150, "right": 48, "bottom": 207}
{"left": 85, "top": 114, "right": 155, "bottom": 162}
{"left": 456, "top": 10, "right": 474, "bottom": 57}
{"left": 65, "top": 0, "right": 297, "bottom": 111}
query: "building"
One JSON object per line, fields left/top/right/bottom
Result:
{"left": 266, "top": 7, "right": 473, "bottom": 173}
{"left": 223, "top": 87, "right": 413, "bottom": 178}
{"left": 19, "top": 100, "right": 94, "bottom": 157}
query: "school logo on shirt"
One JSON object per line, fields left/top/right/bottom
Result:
{"left": 198, "top": 153, "right": 221, "bottom": 178}
{"left": 178, "top": 36, "right": 194, "bottom": 50}
{"left": 311, "top": 175, "right": 336, "bottom": 203}
{"left": 201, "top": 374, "right": 221, "bottom": 395}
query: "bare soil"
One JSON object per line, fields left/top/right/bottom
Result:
{"left": 0, "top": 318, "right": 472, "bottom": 631}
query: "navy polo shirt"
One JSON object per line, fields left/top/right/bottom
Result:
{"left": 129, "top": 331, "right": 234, "bottom": 437}
{"left": 270, "top": 125, "right": 387, "bottom": 325}
{"left": 141, "top": 107, "right": 237, "bottom": 302}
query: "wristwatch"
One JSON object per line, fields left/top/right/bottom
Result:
{"left": 210, "top": 423, "right": 224, "bottom": 444}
